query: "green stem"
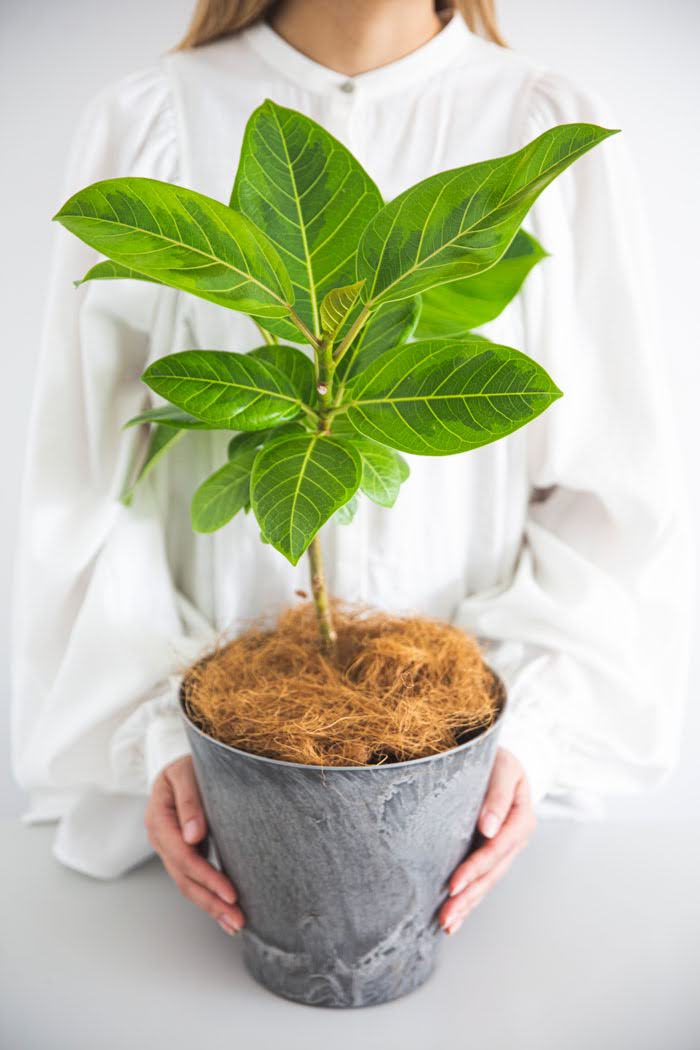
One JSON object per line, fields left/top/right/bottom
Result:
{"left": 316, "top": 337, "right": 335, "bottom": 430}
{"left": 289, "top": 308, "right": 321, "bottom": 350}
{"left": 307, "top": 533, "right": 336, "bottom": 656}
{"left": 305, "top": 329, "right": 339, "bottom": 654}
{"left": 333, "top": 303, "right": 371, "bottom": 368}
{"left": 254, "top": 321, "right": 278, "bottom": 345}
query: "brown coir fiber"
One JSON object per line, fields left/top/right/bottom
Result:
{"left": 182, "top": 600, "right": 500, "bottom": 767}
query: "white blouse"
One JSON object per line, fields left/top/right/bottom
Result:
{"left": 11, "top": 11, "right": 694, "bottom": 878}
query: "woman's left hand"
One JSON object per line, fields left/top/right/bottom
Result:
{"left": 438, "top": 747, "right": 536, "bottom": 936}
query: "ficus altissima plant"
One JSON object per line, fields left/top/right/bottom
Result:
{"left": 55, "top": 100, "right": 618, "bottom": 654}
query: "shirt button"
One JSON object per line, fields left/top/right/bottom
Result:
{"left": 339, "top": 80, "right": 355, "bottom": 94}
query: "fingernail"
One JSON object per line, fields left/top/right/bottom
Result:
{"left": 481, "top": 812, "right": 500, "bottom": 838}
{"left": 449, "top": 878, "right": 468, "bottom": 898}
{"left": 218, "top": 888, "right": 236, "bottom": 905}
{"left": 183, "top": 818, "right": 200, "bottom": 843}
{"left": 444, "top": 917, "right": 463, "bottom": 936}
{"left": 218, "top": 915, "right": 240, "bottom": 935}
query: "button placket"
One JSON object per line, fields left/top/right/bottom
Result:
{"left": 329, "top": 79, "right": 367, "bottom": 162}
{"left": 328, "top": 78, "right": 356, "bottom": 126}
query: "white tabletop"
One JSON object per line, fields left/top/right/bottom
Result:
{"left": 1, "top": 819, "right": 698, "bottom": 1050}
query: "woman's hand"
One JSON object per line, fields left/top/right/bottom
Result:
{"left": 438, "top": 747, "right": 536, "bottom": 936}
{"left": 145, "top": 755, "right": 245, "bottom": 936}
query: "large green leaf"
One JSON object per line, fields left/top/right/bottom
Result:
{"left": 119, "top": 424, "right": 185, "bottom": 505}
{"left": 191, "top": 449, "right": 257, "bottom": 532}
{"left": 343, "top": 339, "right": 562, "bottom": 455}
{"left": 247, "top": 344, "right": 316, "bottom": 405}
{"left": 250, "top": 432, "right": 361, "bottom": 563}
{"left": 141, "top": 350, "right": 304, "bottom": 430}
{"left": 356, "top": 123, "right": 618, "bottom": 306}
{"left": 416, "top": 229, "right": 547, "bottom": 338}
{"left": 231, "top": 100, "right": 383, "bottom": 337}
{"left": 227, "top": 422, "right": 309, "bottom": 513}
{"left": 54, "top": 177, "right": 294, "bottom": 320}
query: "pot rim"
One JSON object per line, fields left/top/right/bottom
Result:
{"left": 178, "top": 669, "right": 507, "bottom": 774}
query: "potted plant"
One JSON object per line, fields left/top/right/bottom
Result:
{"left": 55, "top": 100, "right": 617, "bottom": 1008}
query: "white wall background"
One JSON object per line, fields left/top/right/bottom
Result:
{"left": 2, "top": 0, "right": 698, "bottom": 819}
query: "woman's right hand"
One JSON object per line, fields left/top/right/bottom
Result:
{"left": 145, "top": 755, "right": 245, "bottom": 936}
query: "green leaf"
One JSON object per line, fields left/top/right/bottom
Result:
{"left": 343, "top": 338, "right": 562, "bottom": 456}
{"left": 141, "top": 349, "right": 304, "bottom": 430}
{"left": 247, "top": 344, "right": 316, "bottom": 405}
{"left": 320, "top": 281, "right": 365, "bottom": 339}
{"left": 227, "top": 429, "right": 274, "bottom": 459}
{"left": 54, "top": 177, "right": 294, "bottom": 320}
{"left": 357, "top": 440, "right": 407, "bottom": 507}
{"left": 227, "top": 429, "right": 279, "bottom": 514}
{"left": 228, "top": 419, "right": 309, "bottom": 459}
{"left": 123, "top": 405, "right": 214, "bottom": 430}
{"left": 415, "top": 229, "right": 547, "bottom": 338}
{"left": 337, "top": 297, "right": 420, "bottom": 381}
{"left": 331, "top": 419, "right": 408, "bottom": 508}
{"left": 251, "top": 432, "right": 361, "bottom": 564}
{"left": 231, "top": 100, "right": 383, "bottom": 337}
{"left": 356, "top": 123, "right": 619, "bottom": 306}
{"left": 119, "top": 424, "right": 184, "bottom": 505}
{"left": 191, "top": 449, "right": 257, "bottom": 532}
{"left": 75, "top": 260, "right": 159, "bottom": 288}
{"left": 396, "top": 453, "right": 410, "bottom": 483}
{"left": 334, "top": 493, "right": 359, "bottom": 525}
{"left": 228, "top": 423, "right": 310, "bottom": 516}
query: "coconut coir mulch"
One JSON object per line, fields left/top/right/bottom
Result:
{"left": 182, "top": 600, "right": 500, "bottom": 767}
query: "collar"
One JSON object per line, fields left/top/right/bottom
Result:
{"left": 243, "top": 10, "right": 477, "bottom": 99}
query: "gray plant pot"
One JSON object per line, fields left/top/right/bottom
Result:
{"left": 180, "top": 675, "right": 505, "bottom": 1009}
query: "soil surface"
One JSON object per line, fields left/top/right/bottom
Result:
{"left": 183, "top": 600, "right": 500, "bottom": 766}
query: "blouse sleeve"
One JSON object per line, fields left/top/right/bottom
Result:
{"left": 453, "top": 69, "right": 695, "bottom": 809}
{"left": 10, "top": 68, "right": 218, "bottom": 877}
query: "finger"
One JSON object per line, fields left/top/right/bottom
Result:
{"left": 461, "top": 848, "right": 519, "bottom": 910}
{"left": 162, "top": 858, "right": 245, "bottom": 934}
{"left": 166, "top": 760, "right": 207, "bottom": 845}
{"left": 442, "top": 848, "right": 519, "bottom": 935}
{"left": 156, "top": 811, "right": 239, "bottom": 905}
{"left": 448, "top": 776, "right": 534, "bottom": 898}
{"left": 148, "top": 775, "right": 238, "bottom": 906}
{"left": 478, "top": 750, "right": 521, "bottom": 839}
{"left": 445, "top": 844, "right": 520, "bottom": 922}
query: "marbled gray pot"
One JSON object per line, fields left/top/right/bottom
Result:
{"left": 180, "top": 679, "right": 505, "bottom": 1009}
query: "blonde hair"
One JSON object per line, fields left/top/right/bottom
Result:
{"left": 177, "top": 1, "right": 507, "bottom": 50}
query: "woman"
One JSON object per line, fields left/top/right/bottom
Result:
{"left": 11, "top": 0, "right": 693, "bottom": 942}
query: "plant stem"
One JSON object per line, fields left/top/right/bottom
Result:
{"left": 333, "top": 303, "right": 371, "bottom": 368}
{"left": 254, "top": 321, "right": 278, "bottom": 345}
{"left": 307, "top": 534, "right": 336, "bottom": 656}
{"left": 289, "top": 308, "right": 321, "bottom": 349}
{"left": 316, "top": 336, "right": 334, "bottom": 430}
{"left": 306, "top": 330, "right": 338, "bottom": 656}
